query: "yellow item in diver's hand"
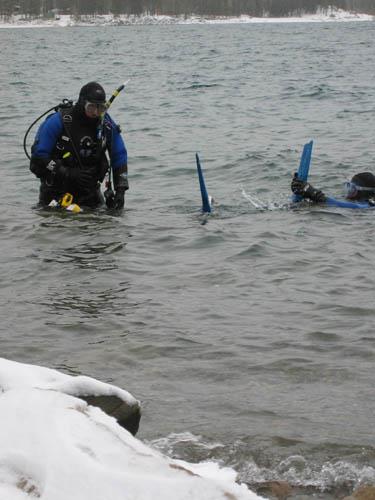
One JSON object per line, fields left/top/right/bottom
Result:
{"left": 59, "top": 193, "right": 82, "bottom": 213}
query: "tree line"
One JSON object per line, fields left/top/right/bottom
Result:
{"left": 1, "top": 0, "right": 374, "bottom": 18}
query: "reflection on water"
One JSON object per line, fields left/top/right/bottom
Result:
{"left": 42, "top": 241, "right": 127, "bottom": 270}
{"left": 42, "top": 281, "right": 133, "bottom": 319}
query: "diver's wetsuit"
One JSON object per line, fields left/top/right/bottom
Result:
{"left": 30, "top": 104, "right": 127, "bottom": 207}
{"left": 324, "top": 197, "right": 375, "bottom": 209}
{"left": 291, "top": 174, "right": 375, "bottom": 210}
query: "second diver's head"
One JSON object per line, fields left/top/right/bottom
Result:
{"left": 344, "top": 172, "right": 375, "bottom": 201}
{"left": 77, "top": 81, "right": 107, "bottom": 120}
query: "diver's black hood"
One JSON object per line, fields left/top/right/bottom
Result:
{"left": 351, "top": 172, "right": 375, "bottom": 189}
{"left": 78, "top": 82, "right": 106, "bottom": 105}
{"left": 348, "top": 172, "right": 375, "bottom": 201}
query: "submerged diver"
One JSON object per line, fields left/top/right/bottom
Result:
{"left": 30, "top": 82, "right": 128, "bottom": 209}
{"left": 291, "top": 172, "right": 375, "bottom": 209}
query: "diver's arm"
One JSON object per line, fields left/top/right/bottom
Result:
{"left": 105, "top": 115, "right": 128, "bottom": 209}
{"left": 291, "top": 174, "right": 326, "bottom": 203}
{"left": 105, "top": 115, "right": 128, "bottom": 172}
{"left": 111, "top": 127, "right": 128, "bottom": 208}
{"left": 30, "top": 113, "right": 64, "bottom": 178}
{"left": 111, "top": 165, "right": 128, "bottom": 209}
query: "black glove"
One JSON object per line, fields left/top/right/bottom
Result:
{"left": 55, "top": 164, "right": 93, "bottom": 190}
{"left": 104, "top": 187, "right": 115, "bottom": 208}
{"left": 291, "top": 173, "right": 326, "bottom": 203}
{"left": 113, "top": 189, "right": 125, "bottom": 209}
{"left": 30, "top": 158, "right": 50, "bottom": 179}
{"left": 109, "top": 164, "right": 128, "bottom": 209}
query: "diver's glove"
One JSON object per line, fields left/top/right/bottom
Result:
{"left": 104, "top": 186, "right": 115, "bottom": 208}
{"left": 54, "top": 162, "right": 93, "bottom": 190}
{"left": 291, "top": 174, "right": 326, "bottom": 203}
{"left": 113, "top": 189, "right": 125, "bottom": 209}
{"left": 30, "top": 158, "right": 50, "bottom": 179}
{"left": 110, "top": 164, "right": 129, "bottom": 209}
{"left": 105, "top": 187, "right": 125, "bottom": 209}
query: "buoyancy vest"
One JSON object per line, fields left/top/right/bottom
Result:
{"left": 54, "top": 106, "right": 111, "bottom": 182}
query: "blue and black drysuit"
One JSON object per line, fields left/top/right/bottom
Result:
{"left": 30, "top": 104, "right": 128, "bottom": 207}
{"left": 291, "top": 175, "right": 375, "bottom": 210}
{"left": 323, "top": 197, "right": 375, "bottom": 209}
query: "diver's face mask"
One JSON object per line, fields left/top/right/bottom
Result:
{"left": 84, "top": 101, "right": 107, "bottom": 116}
{"left": 344, "top": 181, "right": 375, "bottom": 200}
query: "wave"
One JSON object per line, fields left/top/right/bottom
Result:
{"left": 149, "top": 432, "right": 375, "bottom": 498}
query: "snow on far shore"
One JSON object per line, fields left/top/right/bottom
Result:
{"left": 0, "top": 357, "right": 262, "bottom": 500}
{"left": 0, "top": 7, "right": 373, "bottom": 28}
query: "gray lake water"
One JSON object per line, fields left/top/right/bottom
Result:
{"left": 1, "top": 21, "right": 375, "bottom": 498}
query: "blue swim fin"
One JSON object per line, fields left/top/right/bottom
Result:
{"left": 196, "top": 153, "right": 212, "bottom": 213}
{"left": 292, "top": 140, "right": 313, "bottom": 202}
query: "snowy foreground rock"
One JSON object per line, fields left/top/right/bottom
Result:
{"left": 0, "top": 357, "right": 141, "bottom": 435}
{"left": 0, "top": 358, "right": 263, "bottom": 500}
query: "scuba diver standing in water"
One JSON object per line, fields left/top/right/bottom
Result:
{"left": 291, "top": 172, "right": 375, "bottom": 209}
{"left": 29, "top": 82, "right": 128, "bottom": 209}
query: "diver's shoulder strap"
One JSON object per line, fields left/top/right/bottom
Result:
{"left": 59, "top": 106, "right": 74, "bottom": 138}
{"left": 56, "top": 106, "right": 84, "bottom": 167}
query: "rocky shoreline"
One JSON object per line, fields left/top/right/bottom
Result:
{"left": 250, "top": 480, "right": 375, "bottom": 499}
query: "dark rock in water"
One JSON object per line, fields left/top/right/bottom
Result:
{"left": 250, "top": 480, "right": 361, "bottom": 499}
{"left": 0, "top": 358, "right": 142, "bottom": 436}
{"left": 80, "top": 394, "right": 141, "bottom": 435}
{"left": 253, "top": 481, "right": 292, "bottom": 499}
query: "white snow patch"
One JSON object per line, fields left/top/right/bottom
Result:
{"left": 0, "top": 358, "right": 263, "bottom": 500}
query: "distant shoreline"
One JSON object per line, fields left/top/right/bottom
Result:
{"left": 0, "top": 9, "right": 373, "bottom": 28}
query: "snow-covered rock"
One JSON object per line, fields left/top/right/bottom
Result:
{"left": 0, "top": 358, "right": 263, "bottom": 500}
{"left": 0, "top": 357, "right": 141, "bottom": 435}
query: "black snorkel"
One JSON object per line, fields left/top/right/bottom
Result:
{"left": 99, "top": 80, "right": 129, "bottom": 139}
{"left": 107, "top": 81, "right": 129, "bottom": 108}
